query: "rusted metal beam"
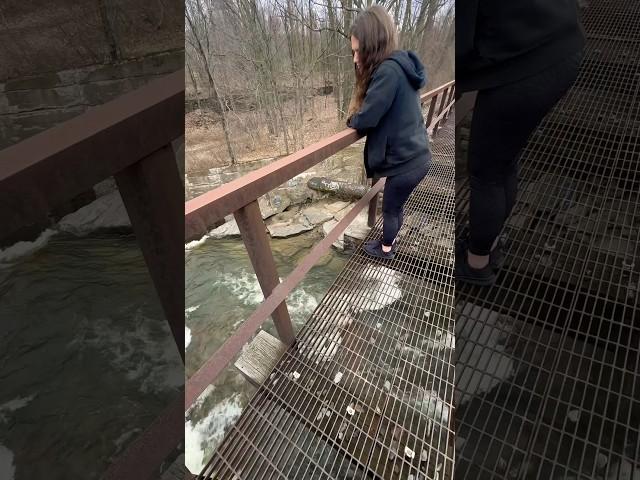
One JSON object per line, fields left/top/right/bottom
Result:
{"left": 420, "top": 80, "right": 455, "bottom": 101}
{"left": 115, "top": 144, "right": 185, "bottom": 362}
{"left": 185, "top": 178, "right": 386, "bottom": 410}
{"left": 428, "top": 99, "right": 456, "bottom": 135}
{"left": 234, "top": 200, "right": 295, "bottom": 346}
{"left": 0, "top": 70, "right": 184, "bottom": 239}
{"left": 425, "top": 95, "right": 439, "bottom": 128}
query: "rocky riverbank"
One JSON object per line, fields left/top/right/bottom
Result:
{"left": 191, "top": 198, "right": 372, "bottom": 253}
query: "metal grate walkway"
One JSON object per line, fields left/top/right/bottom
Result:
{"left": 455, "top": 0, "right": 640, "bottom": 478}
{"left": 200, "top": 116, "right": 456, "bottom": 479}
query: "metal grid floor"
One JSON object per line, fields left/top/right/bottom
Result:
{"left": 455, "top": 1, "right": 640, "bottom": 478}
{"left": 201, "top": 117, "right": 456, "bottom": 480}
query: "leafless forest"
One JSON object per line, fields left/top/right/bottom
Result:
{"left": 185, "top": 0, "right": 454, "bottom": 172}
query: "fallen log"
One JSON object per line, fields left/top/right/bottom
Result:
{"left": 307, "top": 177, "right": 368, "bottom": 200}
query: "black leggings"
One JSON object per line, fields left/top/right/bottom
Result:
{"left": 382, "top": 162, "right": 430, "bottom": 246}
{"left": 467, "top": 51, "right": 582, "bottom": 255}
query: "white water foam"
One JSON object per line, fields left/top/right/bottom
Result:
{"left": 213, "top": 271, "right": 318, "bottom": 323}
{"left": 0, "top": 394, "right": 36, "bottom": 423}
{"left": 0, "top": 229, "right": 56, "bottom": 264}
{"left": 70, "top": 310, "right": 183, "bottom": 393}
{"left": 185, "top": 393, "right": 243, "bottom": 474}
{"left": 0, "top": 444, "right": 15, "bottom": 480}
{"left": 214, "top": 271, "right": 264, "bottom": 306}
{"left": 185, "top": 327, "right": 192, "bottom": 349}
{"left": 288, "top": 288, "right": 319, "bottom": 324}
{"left": 185, "top": 234, "right": 210, "bottom": 251}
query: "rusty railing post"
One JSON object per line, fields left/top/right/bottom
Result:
{"left": 115, "top": 144, "right": 185, "bottom": 363}
{"left": 434, "top": 90, "right": 449, "bottom": 132}
{"left": 444, "top": 86, "right": 455, "bottom": 120}
{"left": 234, "top": 200, "right": 296, "bottom": 346}
{"left": 425, "top": 95, "right": 438, "bottom": 128}
{"left": 368, "top": 178, "right": 381, "bottom": 227}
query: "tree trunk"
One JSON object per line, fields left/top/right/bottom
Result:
{"left": 307, "top": 177, "right": 368, "bottom": 200}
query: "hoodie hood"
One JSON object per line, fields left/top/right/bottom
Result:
{"left": 387, "top": 50, "right": 426, "bottom": 90}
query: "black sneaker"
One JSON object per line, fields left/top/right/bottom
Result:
{"left": 363, "top": 239, "right": 396, "bottom": 260}
{"left": 455, "top": 251, "right": 497, "bottom": 286}
{"left": 364, "top": 238, "right": 398, "bottom": 252}
{"left": 455, "top": 237, "right": 506, "bottom": 271}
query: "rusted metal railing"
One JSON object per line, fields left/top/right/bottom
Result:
{"left": 0, "top": 70, "right": 185, "bottom": 480}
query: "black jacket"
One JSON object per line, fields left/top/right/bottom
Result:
{"left": 457, "top": 0, "right": 585, "bottom": 92}
{"left": 348, "top": 50, "right": 431, "bottom": 179}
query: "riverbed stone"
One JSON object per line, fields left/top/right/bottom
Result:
{"left": 326, "top": 201, "right": 350, "bottom": 214}
{"left": 209, "top": 219, "right": 241, "bottom": 238}
{"left": 259, "top": 191, "right": 292, "bottom": 219}
{"left": 322, "top": 220, "right": 345, "bottom": 250}
{"left": 302, "top": 206, "right": 334, "bottom": 226}
{"left": 268, "top": 214, "right": 314, "bottom": 238}
{"left": 58, "top": 190, "right": 131, "bottom": 235}
{"left": 344, "top": 210, "right": 371, "bottom": 240}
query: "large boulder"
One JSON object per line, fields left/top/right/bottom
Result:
{"left": 322, "top": 220, "right": 344, "bottom": 250}
{"left": 321, "top": 209, "right": 370, "bottom": 251}
{"left": 259, "top": 191, "right": 292, "bottom": 219}
{"left": 58, "top": 190, "right": 130, "bottom": 235}
{"left": 209, "top": 219, "right": 241, "bottom": 239}
{"left": 326, "top": 201, "right": 350, "bottom": 214}
{"left": 267, "top": 214, "right": 314, "bottom": 238}
{"left": 301, "top": 205, "right": 334, "bottom": 226}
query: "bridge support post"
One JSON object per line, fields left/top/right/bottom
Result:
{"left": 425, "top": 95, "right": 438, "bottom": 128}
{"left": 115, "top": 144, "right": 185, "bottom": 363}
{"left": 234, "top": 200, "right": 296, "bottom": 346}
{"left": 368, "top": 178, "right": 381, "bottom": 227}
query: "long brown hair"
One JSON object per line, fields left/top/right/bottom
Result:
{"left": 348, "top": 5, "right": 398, "bottom": 116}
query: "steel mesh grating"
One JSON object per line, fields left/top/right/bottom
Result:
{"left": 201, "top": 116, "right": 456, "bottom": 480}
{"left": 455, "top": 0, "right": 640, "bottom": 479}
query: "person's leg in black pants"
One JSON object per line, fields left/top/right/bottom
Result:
{"left": 457, "top": 51, "right": 582, "bottom": 285}
{"left": 364, "top": 162, "right": 429, "bottom": 259}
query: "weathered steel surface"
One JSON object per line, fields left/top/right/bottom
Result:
{"left": 233, "top": 199, "right": 296, "bottom": 346}
{"left": 114, "top": 144, "right": 185, "bottom": 362}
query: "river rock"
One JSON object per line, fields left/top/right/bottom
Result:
{"left": 326, "top": 201, "right": 350, "bottom": 214}
{"left": 333, "top": 203, "right": 355, "bottom": 221}
{"left": 344, "top": 210, "right": 371, "bottom": 241}
{"left": 301, "top": 205, "right": 334, "bottom": 226}
{"left": 58, "top": 190, "right": 131, "bottom": 235}
{"left": 268, "top": 214, "right": 314, "bottom": 238}
{"left": 322, "top": 220, "right": 345, "bottom": 250}
{"left": 209, "top": 219, "right": 241, "bottom": 238}
{"left": 258, "top": 192, "right": 292, "bottom": 219}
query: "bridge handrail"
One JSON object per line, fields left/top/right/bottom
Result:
{"left": 184, "top": 79, "right": 455, "bottom": 415}
{"left": 185, "top": 80, "right": 455, "bottom": 241}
